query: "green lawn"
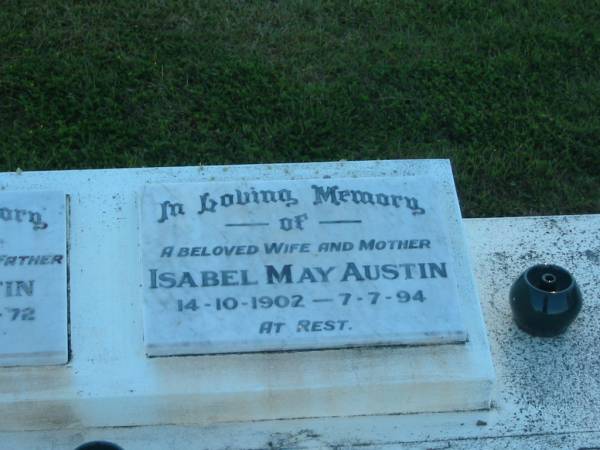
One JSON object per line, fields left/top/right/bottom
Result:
{"left": 1, "top": 1, "right": 599, "bottom": 217}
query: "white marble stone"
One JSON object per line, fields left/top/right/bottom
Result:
{"left": 0, "top": 191, "right": 68, "bottom": 366}
{"left": 141, "top": 176, "right": 467, "bottom": 356}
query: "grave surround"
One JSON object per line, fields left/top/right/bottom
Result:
{"left": 0, "top": 160, "right": 494, "bottom": 431}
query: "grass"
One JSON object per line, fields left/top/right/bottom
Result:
{"left": 1, "top": 0, "right": 599, "bottom": 217}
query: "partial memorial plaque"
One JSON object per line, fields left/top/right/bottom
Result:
{"left": 0, "top": 191, "right": 68, "bottom": 366}
{"left": 141, "top": 176, "right": 467, "bottom": 356}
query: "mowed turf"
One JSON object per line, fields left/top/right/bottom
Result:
{"left": 1, "top": 1, "right": 599, "bottom": 217}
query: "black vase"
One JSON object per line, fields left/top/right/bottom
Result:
{"left": 509, "top": 264, "right": 582, "bottom": 337}
{"left": 75, "top": 442, "right": 124, "bottom": 450}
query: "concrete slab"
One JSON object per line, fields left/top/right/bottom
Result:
{"left": 1, "top": 162, "right": 597, "bottom": 449}
{"left": 0, "top": 212, "right": 596, "bottom": 449}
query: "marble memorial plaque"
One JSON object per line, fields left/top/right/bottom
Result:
{"left": 0, "top": 191, "right": 68, "bottom": 366}
{"left": 141, "top": 177, "right": 467, "bottom": 356}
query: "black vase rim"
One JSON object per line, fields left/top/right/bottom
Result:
{"left": 523, "top": 263, "right": 575, "bottom": 295}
